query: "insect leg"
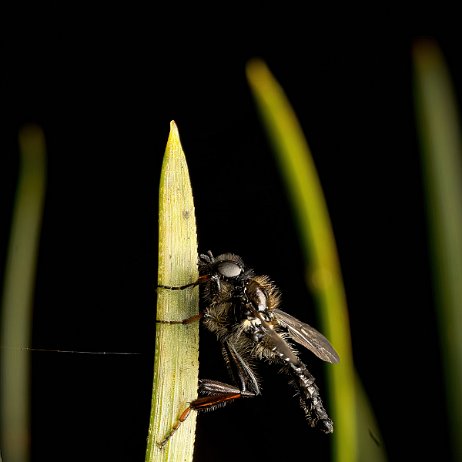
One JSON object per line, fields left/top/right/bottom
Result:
{"left": 158, "top": 344, "right": 259, "bottom": 448}
{"left": 157, "top": 381, "right": 255, "bottom": 449}
{"left": 156, "top": 312, "right": 204, "bottom": 325}
{"left": 157, "top": 274, "right": 210, "bottom": 290}
{"left": 156, "top": 275, "right": 210, "bottom": 323}
{"left": 222, "top": 341, "right": 260, "bottom": 395}
{"left": 197, "top": 379, "right": 256, "bottom": 402}
{"left": 156, "top": 406, "right": 194, "bottom": 449}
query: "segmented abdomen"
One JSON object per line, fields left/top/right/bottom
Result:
{"left": 289, "top": 361, "right": 334, "bottom": 433}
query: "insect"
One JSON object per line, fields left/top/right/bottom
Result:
{"left": 156, "top": 251, "right": 339, "bottom": 448}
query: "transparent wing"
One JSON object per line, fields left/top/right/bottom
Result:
{"left": 273, "top": 309, "right": 340, "bottom": 363}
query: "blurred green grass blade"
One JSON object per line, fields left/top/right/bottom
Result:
{"left": 145, "top": 121, "right": 199, "bottom": 462}
{"left": 1, "top": 125, "right": 47, "bottom": 462}
{"left": 413, "top": 40, "right": 462, "bottom": 462}
{"left": 246, "top": 59, "right": 386, "bottom": 462}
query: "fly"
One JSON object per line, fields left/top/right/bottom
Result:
{"left": 156, "top": 251, "right": 339, "bottom": 448}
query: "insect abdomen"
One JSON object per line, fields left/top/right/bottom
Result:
{"left": 289, "top": 362, "right": 334, "bottom": 433}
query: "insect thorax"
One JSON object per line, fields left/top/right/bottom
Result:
{"left": 202, "top": 274, "right": 284, "bottom": 354}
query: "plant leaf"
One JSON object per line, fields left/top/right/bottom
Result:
{"left": 145, "top": 121, "right": 199, "bottom": 462}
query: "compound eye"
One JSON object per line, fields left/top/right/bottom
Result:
{"left": 217, "top": 261, "right": 243, "bottom": 278}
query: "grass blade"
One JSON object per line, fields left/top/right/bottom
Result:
{"left": 246, "top": 59, "right": 386, "bottom": 462}
{"left": 0, "top": 125, "right": 47, "bottom": 462}
{"left": 145, "top": 121, "right": 199, "bottom": 462}
{"left": 413, "top": 39, "right": 462, "bottom": 462}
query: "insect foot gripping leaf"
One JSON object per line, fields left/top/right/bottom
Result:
{"left": 157, "top": 250, "right": 339, "bottom": 447}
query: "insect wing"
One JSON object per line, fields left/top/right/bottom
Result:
{"left": 273, "top": 309, "right": 340, "bottom": 364}
{"left": 259, "top": 316, "right": 300, "bottom": 365}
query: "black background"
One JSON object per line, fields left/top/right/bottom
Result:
{"left": 1, "top": 12, "right": 461, "bottom": 462}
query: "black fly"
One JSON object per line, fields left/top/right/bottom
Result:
{"left": 156, "top": 251, "right": 339, "bottom": 448}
